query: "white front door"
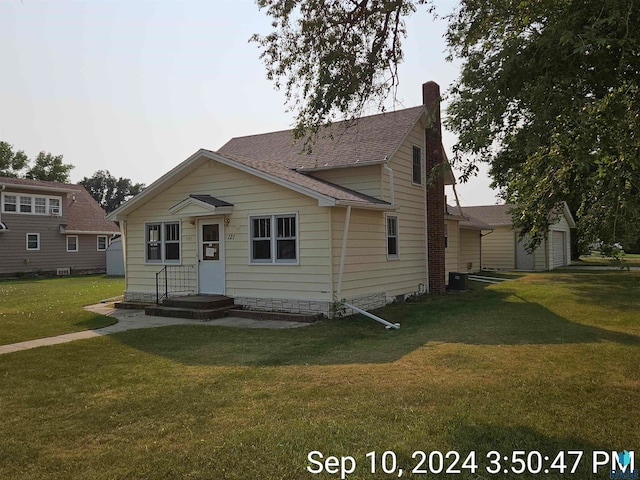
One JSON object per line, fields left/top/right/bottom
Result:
{"left": 198, "top": 220, "right": 225, "bottom": 294}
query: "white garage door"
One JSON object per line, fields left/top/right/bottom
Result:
{"left": 552, "top": 231, "right": 567, "bottom": 268}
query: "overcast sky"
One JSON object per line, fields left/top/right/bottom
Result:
{"left": 0, "top": 0, "right": 500, "bottom": 206}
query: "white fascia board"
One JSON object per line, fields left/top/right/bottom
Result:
{"left": 335, "top": 200, "right": 396, "bottom": 211}
{"left": 0, "top": 183, "right": 79, "bottom": 195}
{"left": 60, "top": 229, "right": 120, "bottom": 235}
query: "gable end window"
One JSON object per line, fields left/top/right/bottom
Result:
{"left": 26, "top": 233, "right": 40, "bottom": 251}
{"left": 250, "top": 214, "right": 298, "bottom": 264}
{"left": 145, "top": 222, "right": 180, "bottom": 263}
{"left": 412, "top": 146, "right": 422, "bottom": 185}
{"left": 66, "top": 235, "right": 78, "bottom": 252}
{"left": 386, "top": 215, "right": 399, "bottom": 259}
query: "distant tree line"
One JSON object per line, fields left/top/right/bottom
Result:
{"left": 1, "top": 141, "right": 144, "bottom": 213}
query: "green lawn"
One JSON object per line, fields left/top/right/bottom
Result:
{"left": 575, "top": 252, "right": 640, "bottom": 267}
{"left": 0, "top": 272, "right": 638, "bottom": 479}
{"left": 0, "top": 275, "right": 124, "bottom": 345}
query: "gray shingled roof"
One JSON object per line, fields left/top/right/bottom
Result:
{"left": 219, "top": 106, "right": 426, "bottom": 171}
{"left": 446, "top": 204, "right": 493, "bottom": 230}
{"left": 188, "top": 194, "right": 233, "bottom": 207}
{"left": 206, "top": 150, "right": 391, "bottom": 207}
{"left": 460, "top": 204, "right": 514, "bottom": 227}
{"left": 0, "top": 176, "right": 119, "bottom": 234}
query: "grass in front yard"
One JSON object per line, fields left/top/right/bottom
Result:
{"left": 0, "top": 275, "right": 124, "bottom": 345}
{"left": 0, "top": 271, "right": 638, "bottom": 479}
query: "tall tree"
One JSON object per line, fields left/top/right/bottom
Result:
{"left": 79, "top": 170, "right": 145, "bottom": 213}
{"left": 25, "top": 152, "right": 74, "bottom": 183}
{"left": 0, "top": 141, "right": 29, "bottom": 178}
{"left": 251, "top": 0, "right": 431, "bottom": 141}
{"left": 253, "top": 0, "right": 640, "bottom": 251}
{"left": 445, "top": 0, "right": 640, "bottom": 250}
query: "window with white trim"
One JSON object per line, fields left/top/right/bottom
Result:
{"left": 1, "top": 193, "right": 62, "bottom": 215}
{"left": 250, "top": 214, "right": 298, "bottom": 264}
{"left": 26, "top": 233, "right": 40, "bottom": 251}
{"left": 97, "top": 235, "right": 108, "bottom": 251}
{"left": 412, "top": 146, "right": 422, "bottom": 185}
{"left": 386, "top": 215, "right": 399, "bottom": 259}
{"left": 67, "top": 235, "right": 78, "bottom": 252}
{"left": 20, "top": 196, "right": 33, "bottom": 213}
{"left": 145, "top": 222, "right": 180, "bottom": 263}
{"left": 4, "top": 195, "right": 17, "bottom": 212}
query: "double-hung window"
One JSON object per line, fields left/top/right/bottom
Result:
{"left": 145, "top": 221, "right": 180, "bottom": 263}
{"left": 3, "top": 195, "right": 17, "bottom": 212}
{"left": 250, "top": 214, "right": 297, "bottom": 264}
{"left": 412, "top": 146, "right": 422, "bottom": 185}
{"left": 67, "top": 235, "right": 79, "bottom": 252}
{"left": 97, "top": 236, "right": 108, "bottom": 251}
{"left": 386, "top": 215, "right": 399, "bottom": 259}
{"left": 26, "top": 233, "right": 40, "bottom": 251}
{"left": 20, "top": 196, "right": 33, "bottom": 213}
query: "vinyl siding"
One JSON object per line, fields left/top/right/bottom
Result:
{"left": 481, "top": 226, "right": 516, "bottom": 269}
{"left": 123, "top": 159, "right": 333, "bottom": 301}
{"left": 0, "top": 189, "right": 107, "bottom": 275}
{"left": 459, "top": 228, "right": 482, "bottom": 273}
{"left": 332, "top": 121, "right": 428, "bottom": 299}
{"left": 445, "top": 219, "right": 459, "bottom": 282}
{"left": 309, "top": 164, "right": 382, "bottom": 199}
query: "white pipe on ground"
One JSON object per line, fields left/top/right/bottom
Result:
{"left": 345, "top": 302, "right": 400, "bottom": 329}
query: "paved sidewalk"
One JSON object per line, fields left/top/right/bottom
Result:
{"left": 0, "top": 302, "right": 311, "bottom": 355}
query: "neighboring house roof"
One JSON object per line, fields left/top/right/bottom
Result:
{"left": 461, "top": 202, "right": 576, "bottom": 229}
{"left": 0, "top": 176, "right": 119, "bottom": 234}
{"left": 219, "top": 106, "right": 427, "bottom": 171}
{"left": 446, "top": 204, "right": 493, "bottom": 230}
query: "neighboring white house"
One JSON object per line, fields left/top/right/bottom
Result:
{"left": 107, "top": 81, "right": 455, "bottom": 317}
{"left": 461, "top": 203, "right": 575, "bottom": 271}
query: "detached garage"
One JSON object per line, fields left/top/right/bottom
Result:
{"left": 461, "top": 203, "right": 575, "bottom": 271}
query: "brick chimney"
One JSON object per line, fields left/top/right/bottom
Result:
{"left": 423, "top": 81, "right": 446, "bottom": 294}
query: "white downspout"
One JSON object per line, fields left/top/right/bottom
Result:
{"left": 383, "top": 163, "right": 395, "bottom": 205}
{"left": 336, "top": 205, "right": 352, "bottom": 299}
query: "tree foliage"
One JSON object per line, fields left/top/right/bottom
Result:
{"left": 254, "top": 0, "right": 640, "bottom": 251}
{"left": 0, "top": 141, "right": 74, "bottom": 182}
{"left": 0, "top": 141, "right": 29, "bottom": 178}
{"left": 79, "top": 170, "right": 145, "bottom": 213}
{"left": 445, "top": 0, "right": 640, "bottom": 250}
{"left": 251, "top": 0, "right": 432, "bottom": 141}
{"left": 25, "top": 152, "right": 74, "bottom": 183}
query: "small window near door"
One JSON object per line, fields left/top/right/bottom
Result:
{"left": 145, "top": 221, "right": 180, "bottom": 263}
{"left": 386, "top": 215, "right": 399, "bottom": 259}
{"left": 66, "top": 235, "right": 78, "bottom": 252}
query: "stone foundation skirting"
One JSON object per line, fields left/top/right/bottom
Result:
{"left": 124, "top": 291, "right": 157, "bottom": 304}
{"left": 125, "top": 291, "right": 389, "bottom": 318}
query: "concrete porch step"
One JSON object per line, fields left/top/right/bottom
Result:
{"left": 144, "top": 304, "right": 231, "bottom": 320}
{"left": 162, "top": 295, "right": 234, "bottom": 310}
{"left": 227, "top": 308, "right": 321, "bottom": 323}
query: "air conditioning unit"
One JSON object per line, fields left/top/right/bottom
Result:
{"left": 56, "top": 267, "right": 70, "bottom": 276}
{"left": 50, "top": 206, "right": 61, "bottom": 216}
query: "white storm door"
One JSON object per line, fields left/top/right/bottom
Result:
{"left": 198, "top": 220, "right": 225, "bottom": 294}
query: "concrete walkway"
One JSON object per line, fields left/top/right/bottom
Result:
{"left": 0, "top": 302, "right": 311, "bottom": 355}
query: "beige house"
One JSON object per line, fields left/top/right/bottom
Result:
{"left": 108, "top": 81, "right": 455, "bottom": 316}
{"left": 461, "top": 203, "right": 575, "bottom": 271}
{"left": 0, "top": 177, "right": 119, "bottom": 276}
{"left": 445, "top": 205, "right": 492, "bottom": 276}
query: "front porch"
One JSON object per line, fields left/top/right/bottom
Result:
{"left": 141, "top": 294, "right": 322, "bottom": 323}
